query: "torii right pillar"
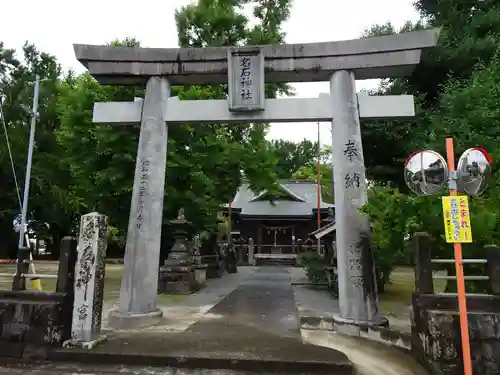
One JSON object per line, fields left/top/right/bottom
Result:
{"left": 330, "top": 70, "right": 386, "bottom": 334}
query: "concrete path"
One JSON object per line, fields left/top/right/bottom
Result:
{"left": 302, "top": 330, "right": 429, "bottom": 375}
{"left": 290, "top": 267, "right": 412, "bottom": 332}
{"left": 289, "top": 267, "right": 429, "bottom": 375}
{"left": 47, "top": 266, "right": 351, "bottom": 374}
{"left": 185, "top": 267, "right": 300, "bottom": 339}
{"left": 101, "top": 266, "right": 258, "bottom": 332}
{"left": 1, "top": 266, "right": 427, "bottom": 374}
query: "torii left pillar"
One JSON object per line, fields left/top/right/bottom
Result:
{"left": 108, "top": 77, "right": 170, "bottom": 329}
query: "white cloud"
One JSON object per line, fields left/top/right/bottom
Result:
{"left": 0, "top": 0, "right": 420, "bottom": 145}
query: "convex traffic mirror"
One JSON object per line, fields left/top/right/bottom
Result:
{"left": 404, "top": 150, "right": 448, "bottom": 196}
{"left": 457, "top": 148, "right": 492, "bottom": 197}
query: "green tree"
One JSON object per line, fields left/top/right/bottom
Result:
{"left": 361, "top": 0, "right": 500, "bottom": 187}
{"left": 0, "top": 42, "right": 73, "bottom": 257}
{"left": 268, "top": 139, "right": 318, "bottom": 179}
{"left": 292, "top": 145, "right": 334, "bottom": 203}
{"left": 365, "top": 50, "right": 500, "bottom": 291}
{"left": 360, "top": 1, "right": 500, "bottom": 291}
{"left": 55, "top": 0, "right": 294, "bottom": 256}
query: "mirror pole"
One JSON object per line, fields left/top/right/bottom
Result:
{"left": 445, "top": 137, "right": 473, "bottom": 375}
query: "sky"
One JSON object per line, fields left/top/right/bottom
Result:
{"left": 0, "top": 0, "right": 420, "bottom": 146}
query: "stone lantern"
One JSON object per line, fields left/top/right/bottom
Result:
{"left": 158, "top": 209, "right": 206, "bottom": 294}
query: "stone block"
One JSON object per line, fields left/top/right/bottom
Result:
{"left": 107, "top": 309, "right": 162, "bottom": 330}
{"left": 195, "top": 266, "right": 207, "bottom": 286}
{"left": 476, "top": 314, "right": 500, "bottom": 339}
{"left": 412, "top": 293, "right": 500, "bottom": 375}
{"left": 0, "top": 291, "right": 69, "bottom": 357}
{"left": 158, "top": 266, "right": 200, "bottom": 295}
{"left": 203, "top": 254, "right": 225, "bottom": 279}
{"left": 427, "top": 311, "right": 456, "bottom": 339}
{"left": 483, "top": 361, "right": 500, "bottom": 375}
{"left": 70, "top": 212, "right": 107, "bottom": 344}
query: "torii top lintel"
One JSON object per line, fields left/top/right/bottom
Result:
{"left": 74, "top": 28, "right": 440, "bottom": 86}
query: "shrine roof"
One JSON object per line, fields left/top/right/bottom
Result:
{"left": 231, "top": 180, "right": 334, "bottom": 217}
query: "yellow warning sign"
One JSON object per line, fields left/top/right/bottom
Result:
{"left": 442, "top": 196, "right": 472, "bottom": 243}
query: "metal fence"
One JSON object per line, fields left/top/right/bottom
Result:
{"left": 414, "top": 232, "right": 499, "bottom": 295}
{"left": 0, "top": 245, "right": 61, "bottom": 291}
{"left": 0, "top": 260, "right": 58, "bottom": 280}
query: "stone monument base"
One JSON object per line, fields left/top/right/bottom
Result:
{"left": 203, "top": 254, "right": 225, "bottom": 279}
{"left": 225, "top": 249, "right": 238, "bottom": 274}
{"left": 227, "top": 263, "right": 238, "bottom": 273}
{"left": 158, "top": 265, "right": 201, "bottom": 295}
{"left": 107, "top": 308, "right": 163, "bottom": 330}
{"left": 194, "top": 264, "right": 208, "bottom": 286}
{"left": 332, "top": 314, "right": 389, "bottom": 335}
{"left": 62, "top": 334, "right": 107, "bottom": 350}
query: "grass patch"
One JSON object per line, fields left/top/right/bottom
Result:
{"left": 157, "top": 294, "right": 185, "bottom": 304}
{"left": 0, "top": 263, "right": 185, "bottom": 304}
{"left": 379, "top": 266, "right": 446, "bottom": 319}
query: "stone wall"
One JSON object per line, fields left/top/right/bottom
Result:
{"left": 411, "top": 233, "right": 500, "bottom": 375}
{"left": 0, "top": 236, "right": 77, "bottom": 359}
{"left": 412, "top": 293, "right": 500, "bottom": 375}
{"left": 0, "top": 291, "right": 70, "bottom": 359}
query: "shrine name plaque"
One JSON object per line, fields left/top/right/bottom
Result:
{"left": 227, "top": 48, "right": 265, "bottom": 112}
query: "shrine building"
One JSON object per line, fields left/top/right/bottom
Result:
{"left": 228, "top": 180, "right": 334, "bottom": 256}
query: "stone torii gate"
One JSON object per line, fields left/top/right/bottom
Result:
{"left": 73, "top": 28, "right": 439, "bottom": 331}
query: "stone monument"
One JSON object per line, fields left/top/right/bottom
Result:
{"left": 107, "top": 77, "right": 169, "bottom": 330}
{"left": 74, "top": 28, "right": 440, "bottom": 331}
{"left": 158, "top": 209, "right": 206, "bottom": 294}
{"left": 64, "top": 212, "right": 107, "bottom": 348}
{"left": 248, "top": 237, "right": 255, "bottom": 265}
{"left": 192, "top": 235, "right": 208, "bottom": 287}
{"left": 331, "top": 74, "right": 386, "bottom": 333}
{"left": 225, "top": 242, "right": 238, "bottom": 274}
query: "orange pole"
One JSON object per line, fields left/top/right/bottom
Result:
{"left": 445, "top": 137, "right": 473, "bottom": 375}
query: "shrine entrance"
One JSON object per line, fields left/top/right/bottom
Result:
{"left": 260, "top": 222, "right": 294, "bottom": 254}
{"left": 73, "top": 28, "right": 439, "bottom": 332}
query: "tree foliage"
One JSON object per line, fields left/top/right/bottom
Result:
{"left": 292, "top": 145, "right": 334, "bottom": 203}
{"left": 362, "top": 0, "right": 500, "bottom": 291}
{"left": 1, "top": 0, "right": 499, "bottom": 297}
{"left": 0, "top": 0, "right": 294, "bottom": 258}
{"left": 268, "top": 139, "right": 318, "bottom": 179}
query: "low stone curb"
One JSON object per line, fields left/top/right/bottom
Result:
{"left": 45, "top": 348, "right": 353, "bottom": 374}
{"left": 300, "top": 316, "right": 412, "bottom": 350}
{"left": 105, "top": 259, "right": 124, "bottom": 265}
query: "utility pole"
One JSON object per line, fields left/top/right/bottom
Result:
{"left": 18, "top": 75, "right": 41, "bottom": 249}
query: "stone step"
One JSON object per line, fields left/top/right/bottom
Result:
{"left": 254, "top": 254, "right": 297, "bottom": 266}
{"left": 0, "top": 361, "right": 340, "bottom": 375}
{"left": 255, "top": 258, "right": 297, "bottom": 266}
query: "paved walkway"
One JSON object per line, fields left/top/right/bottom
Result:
{"left": 302, "top": 330, "right": 429, "bottom": 375}
{"left": 289, "top": 268, "right": 430, "bottom": 375}
{"left": 290, "top": 267, "right": 412, "bottom": 332}
{"left": 46, "top": 267, "right": 351, "bottom": 374}
{"left": 1, "top": 266, "right": 428, "bottom": 374}
{"left": 101, "top": 266, "right": 259, "bottom": 332}
{"left": 185, "top": 267, "right": 300, "bottom": 339}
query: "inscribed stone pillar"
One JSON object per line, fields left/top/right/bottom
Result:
{"left": 330, "top": 70, "right": 382, "bottom": 332}
{"left": 108, "top": 76, "right": 169, "bottom": 329}
{"left": 71, "top": 212, "right": 107, "bottom": 342}
{"left": 248, "top": 238, "right": 254, "bottom": 265}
